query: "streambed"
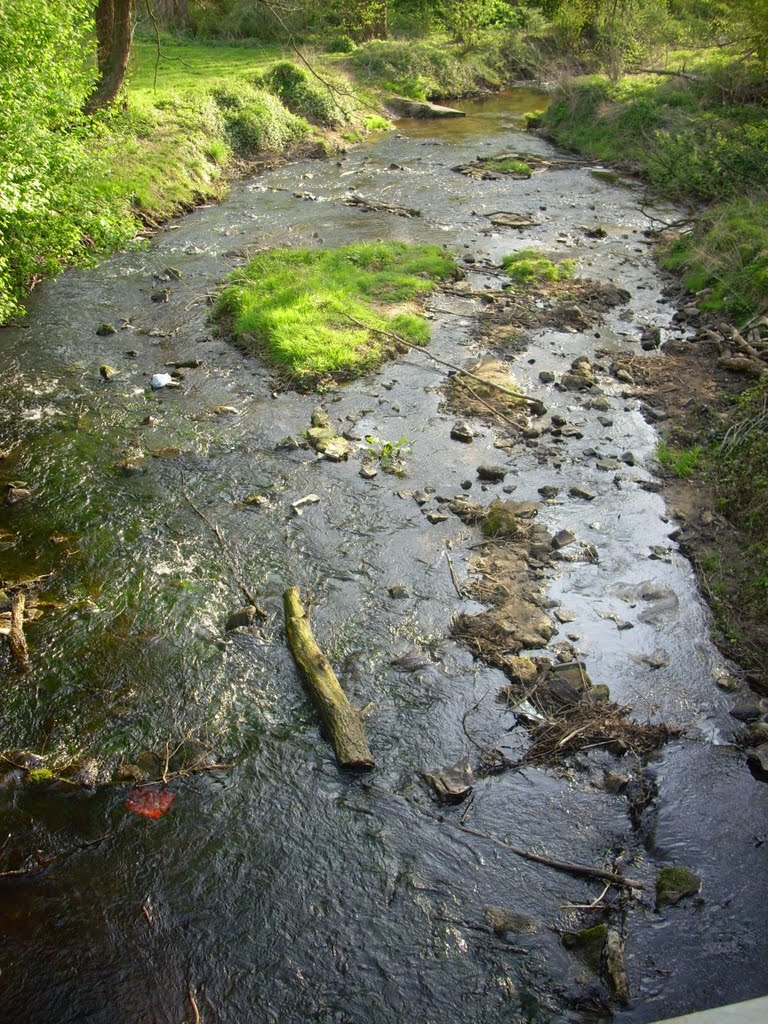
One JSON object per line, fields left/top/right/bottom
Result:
{"left": 0, "top": 89, "right": 766, "bottom": 1023}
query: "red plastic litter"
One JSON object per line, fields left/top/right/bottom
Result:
{"left": 125, "top": 787, "right": 176, "bottom": 820}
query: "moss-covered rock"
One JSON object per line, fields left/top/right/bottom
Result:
{"left": 562, "top": 923, "right": 608, "bottom": 973}
{"left": 656, "top": 865, "right": 701, "bottom": 908}
{"left": 482, "top": 500, "right": 519, "bottom": 539}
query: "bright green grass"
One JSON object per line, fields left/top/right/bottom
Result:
{"left": 502, "top": 249, "right": 575, "bottom": 284}
{"left": 128, "top": 41, "right": 285, "bottom": 100}
{"left": 216, "top": 242, "right": 456, "bottom": 380}
{"left": 485, "top": 157, "right": 532, "bottom": 177}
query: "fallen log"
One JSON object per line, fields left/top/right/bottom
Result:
{"left": 283, "top": 587, "right": 374, "bottom": 771}
{"left": 8, "top": 592, "right": 29, "bottom": 672}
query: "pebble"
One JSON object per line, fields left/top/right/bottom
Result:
{"left": 730, "top": 699, "right": 762, "bottom": 723}
{"left": 388, "top": 585, "right": 409, "bottom": 600}
{"left": 538, "top": 370, "right": 555, "bottom": 383}
{"left": 96, "top": 322, "right": 117, "bottom": 336}
{"left": 460, "top": 480, "right": 472, "bottom": 490}
{"left": 359, "top": 465, "right": 377, "bottom": 479}
{"left": 150, "top": 373, "right": 177, "bottom": 390}
{"left": 425, "top": 511, "right": 449, "bottom": 524}
{"left": 538, "top": 485, "right": 560, "bottom": 499}
{"left": 413, "top": 491, "right": 431, "bottom": 506}
{"left": 100, "top": 364, "right": 119, "bottom": 381}
{"left": 552, "top": 529, "right": 577, "bottom": 550}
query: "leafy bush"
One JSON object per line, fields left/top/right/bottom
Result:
{"left": 260, "top": 62, "right": 353, "bottom": 127}
{"left": 0, "top": 0, "right": 136, "bottom": 321}
{"left": 211, "top": 83, "right": 312, "bottom": 152}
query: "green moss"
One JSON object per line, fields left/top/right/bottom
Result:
{"left": 502, "top": 249, "right": 575, "bottom": 284}
{"left": 481, "top": 500, "right": 519, "bottom": 538}
{"left": 656, "top": 865, "right": 701, "bottom": 908}
{"left": 562, "top": 924, "right": 608, "bottom": 972}
{"left": 28, "top": 767, "right": 54, "bottom": 783}
{"left": 216, "top": 242, "right": 456, "bottom": 382}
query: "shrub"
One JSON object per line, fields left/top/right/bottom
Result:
{"left": 260, "top": 62, "right": 353, "bottom": 127}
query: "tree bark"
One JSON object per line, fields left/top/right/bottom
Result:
{"left": 86, "top": 0, "right": 134, "bottom": 113}
{"left": 283, "top": 587, "right": 374, "bottom": 771}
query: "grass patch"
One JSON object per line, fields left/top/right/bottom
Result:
{"left": 502, "top": 249, "right": 575, "bottom": 284}
{"left": 215, "top": 241, "right": 457, "bottom": 383}
{"left": 485, "top": 157, "right": 532, "bottom": 176}
{"left": 656, "top": 441, "right": 703, "bottom": 478}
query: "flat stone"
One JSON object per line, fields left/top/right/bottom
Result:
{"left": 561, "top": 372, "right": 593, "bottom": 391}
{"left": 423, "top": 757, "right": 473, "bottom": 803}
{"left": 538, "top": 370, "right": 555, "bottom": 383}
{"left": 413, "top": 491, "right": 431, "bottom": 505}
{"left": 538, "top": 485, "right": 560, "bottom": 499}
{"left": 552, "top": 529, "right": 576, "bottom": 550}
{"left": 747, "top": 743, "right": 768, "bottom": 780}
{"left": 569, "top": 486, "right": 596, "bottom": 501}
{"left": 477, "top": 464, "right": 507, "bottom": 483}
{"left": 359, "top": 465, "right": 378, "bottom": 479}
{"left": 425, "top": 511, "right": 449, "bottom": 524}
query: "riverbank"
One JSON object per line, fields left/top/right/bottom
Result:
{"left": 538, "top": 50, "right": 768, "bottom": 695}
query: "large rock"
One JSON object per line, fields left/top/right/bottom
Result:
{"left": 656, "top": 865, "right": 701, "bottom": 908}
{"left": 423, "top": 757, "right": 473, "bottom": 803}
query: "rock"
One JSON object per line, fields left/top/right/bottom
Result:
{"left": 214, "top": 405, "right": 239, "bottom": 416}
{"left": 226, "top": 605, "right": 262, "bottom": 631}
{"left": 360, "top": 465, "right": 377, "bottom": 479}
{"left": 96, "top": 322, "right": 117, "bottom": 336}
{"left": 614, "top": 368, "right": 634, "bottom": 384}
{"left": 477, "top": 464, "right": 507, "bottom": 483}
{"left": 620, "top": 451, "right": 636, "bottom": 466}
{"left": 582, "top": 225, "right": 608, "bottom": 239}
{"left": 538, "top": 485, "right": 560, "bottom": 499}
{"left": 729, "top": 698, "right": 762, "bottom": 723}
{"left": 99, "top": 364, "right": 119, "bottom": 380}
{"left": 718, "top": 355, "right": 760, "bottom": 374}
{"left": 604, "top": 929, "right": 630, "bottom": 1005}
{"left": 554, "top": 608, "right": 576, "bottom": 623}
{"left": 450, "top": 421, "right": 474, "bottom": 443}
{"left": 114, "top": 459, "right": 145, "bottom": 477}
{"left": 113, "top": 763, "right": 149, "bottom": 784}
{"left": 561, "top": 372, "right": 593, "bottom": 391}
{"left": 320, "top": 436, "right": 351, "bottom": 462}
{"left": 388, "top": 96, "right": 466, "bottom": 118}
{"left": 504, "top": 655, "right": 538, "bottom": 686}
{"left": 388, "top": 585, "right": 409, "bottom": 600}
{"left": 244, "top": 493, "right": 268, "bottom": 507}
{"left": 552, "top": 529, "right": 576, "bottom": 550}
{"left": 596, "top": 458, "right": 621, "bottom": 471}
{"left": 150, "top": 373, "right": 178, "bottom": 389}
{"left": 747, "top": 743, "right": 768, "bottom": 780}
{"left": 569, "top": 486, "right": 596, "bottom": 501}
{"left": 276, "top": 436, "right": 302, "bottom": 450}
{"left": 6, "top": 486, "right": 31, "bottom": 505}
{"left": 423, "top": 756, "right": 473, "bottom": 803}
{"left": 426, "top": 511, "right": 449, "bottom": 524}
{"left": 482, "top": 500, "right": 519, "bottom": 538}
{"left": 482, "top": 906, "right": 540, "bottom": 936}
{"left": 461, "top": 479, "right": 472, "bottom": 490}
{"left": 538, "top": 370, "right": 555, "bottom": 383}
{"left": 640, "top": 325, "right": 662, "bottom": 350}
{"left": 291, "top": 494, "right": 321, "bottom": 514}
{"left": 745, "top": 722, "right": 768, "bottom": 746}
{"left": 151, "top": 288, "right": 170, "bottom": 303}
{"left": 549, "top": 661, "right": 592, "bottom": 692}
{"left": 656, "top": 865, "right": 701, "bottom": 908}
{"left": 311, "top": 407, "right": 331, "bottom": 429}
{"left": 562, "top": 924, "right": 608, "bottom": 972}
{"left": 413, "top": 491, "right": 431, "bottom": 506}
{"left": 163, "top": 266, "right": 183, "bottom": 281}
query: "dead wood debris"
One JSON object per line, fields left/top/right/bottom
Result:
{"left": 343, "top": 192, "right": 421, "bottom": 218}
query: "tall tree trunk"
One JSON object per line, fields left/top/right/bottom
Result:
{"left": 86, "top": 0, "right": 133, "bottom": 113}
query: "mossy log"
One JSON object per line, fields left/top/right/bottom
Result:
{"left": 283, "top": 587, "right": 374, "bottom": 771}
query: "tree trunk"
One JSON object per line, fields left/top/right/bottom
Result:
{"left": 86, "top": 0, "right": 134, "bottom": 113}
{"left": 283, "top": 587, "right": 374, "bottom": 771}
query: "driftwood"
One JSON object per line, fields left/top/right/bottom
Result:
{"left": 283, "top": 587, "right": 374, "bottom": 771}
{"left": 8, "top": 593, "right": 29, "bottom": 672}
{"left": 343, "top": 193, "right": 421, "bottom": 219}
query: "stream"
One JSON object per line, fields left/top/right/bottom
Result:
{"left": 1, "top": 88, "right": 767, "bottom": 1024}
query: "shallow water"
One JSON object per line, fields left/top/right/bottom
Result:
{"left": 1, "top": 89, "right": 766, "bottom": 1024}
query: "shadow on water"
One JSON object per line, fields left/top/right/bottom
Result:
{"left": 1, "top": 87, "right": 767, "bottom": 1023}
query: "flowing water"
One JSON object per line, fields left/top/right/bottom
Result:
{"left": 1, "top": 90, "right": 766, "bottom": 1024}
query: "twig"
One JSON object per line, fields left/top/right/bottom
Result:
{"left": 446, "top": 551, "right": 465, "bottom": 598}
{"left": 452, "top": 375, "right": 522, "bottom": 428}
{"left": 181, "top": 475, "right": 266, "bottom": 616}
{"left": 343, "top": 314, "right": 543, "bottom": 409}
{"left": 189, "top": 987, "right": 201, "bottom": 1024}
{"left": 0, "top": 831, "right": 112, "bottom": 882}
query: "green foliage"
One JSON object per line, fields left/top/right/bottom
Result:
{"left": 260, "top": 62, "right": 353, "bottom": 127}
{"left": 0, "top": 0, "right": 136, "bottom": 321}
{"left": 502, "top": 249, "right": 575, "bottom": 283}
{"left": 364, "top": 434, "right": 413, "bottom": 473}
{"left": 216, "top": 242, "right": 456, "bottom": 380}
{"left": 485, "top": 157, "right": 533, "bottom": 175}
{"left": 656, "top": 441, "right": 703, "bottom": 478}
{"left": 28, "top": 767, "right": 54, "bottom": 783}
{"left": 663, "top": 200, "right": 768, "bottom": 318}
{"left": 212, "top": 82, "right": 313, "bottom": 151}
